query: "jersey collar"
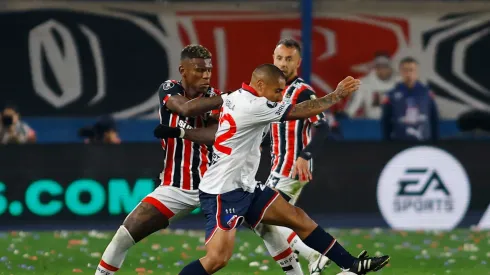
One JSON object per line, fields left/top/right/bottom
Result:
{"left": 286, "top": 76, "right": 299, "bottom": 85}
{"left": 241, "top": 83, "right": 259, "bottom": 97}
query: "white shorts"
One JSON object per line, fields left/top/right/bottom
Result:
{"left": 265, "top": 172, "right": 308, "bottom": 205}
{"left": 140, "top": 185, "right": 200, "bottom": 223}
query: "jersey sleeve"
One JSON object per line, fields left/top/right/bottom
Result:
{"left": 253, "top": 99, "right": 292, "bottom": 123}
{"left": 210, "top": 88, "right": 222, "bottom": 116}
{"left": 157, "top": 80, "right": 181, "bottom": 106}
{"left": 295, "top": 88, "right": 325, "bottom": 125}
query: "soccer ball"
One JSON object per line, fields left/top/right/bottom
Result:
{"left": 336, "top": 272, "right": 357, "bottom": 275}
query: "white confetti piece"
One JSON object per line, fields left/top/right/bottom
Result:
{"left": 259, "top": 265, "right": 269, "bottom": 271}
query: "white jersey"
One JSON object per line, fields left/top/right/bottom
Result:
{"left": 199, "top": 83, "right": 292, "bottom": 194}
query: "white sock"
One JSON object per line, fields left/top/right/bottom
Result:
{"left": 277, "top": 226, "right": 320, "bottom": 263}
{"left": 95, "top": 226, "right": 135, "bottom": 275}
{"left": 254, "top": 224, "right": 304, "bottom": 275}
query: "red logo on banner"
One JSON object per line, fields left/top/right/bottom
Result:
{"left": 178, "top": 14, "right": 408, "bottom": 111}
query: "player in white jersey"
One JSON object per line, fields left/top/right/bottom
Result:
{"left": 164, "top": 39, "right": 333, "bottom": 274}
{"left": 156, "top": 64, "right": 390, "bottom": 275}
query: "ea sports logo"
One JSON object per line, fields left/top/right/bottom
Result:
{"left": 377, "top": 146, "right": 470, "bottom": 230}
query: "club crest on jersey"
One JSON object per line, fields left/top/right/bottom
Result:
{"left": 266, "top": 101, "right": 278, "bottom": 108}
{"left": 162, "top": 82, "right": 174, "bottom": 90}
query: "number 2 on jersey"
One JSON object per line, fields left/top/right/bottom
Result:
{"left": 214, "top": 113, "right": 236, "bottom": 155}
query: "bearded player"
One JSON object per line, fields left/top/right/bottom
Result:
{"left": 96, "top": 45, "right": 304, "bottom": 275}
{"left": 259, "top": 38, "right": 332, "bottom": 274}
{"left": 154, "top": 64, "right": 390, "bottom": 274}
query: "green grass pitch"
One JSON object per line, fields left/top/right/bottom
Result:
{"left": 0, "top": 228, "right": 488, "bottom": 275}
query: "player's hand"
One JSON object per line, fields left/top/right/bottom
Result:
{"left": 292, "top": 156, "right": 312, "bottom": 182}
{"left": 335, "top": 76, "right": 361, "bottom": 99}
{"left": 153, "top": 124, "right": 183, "bottom": 139}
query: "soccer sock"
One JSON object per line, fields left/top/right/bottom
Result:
{"left": 255, "top": 224, "right": 304, "bottom": 275}
{"left": 272, "top": 247, "right": 303, "bottom": 275}
{"left": 302, "top": 226, "right": 356, "bottom": 269}
{"left": 277, "top": 226, "right": 320, "bottom": 263}
{"left": 179, "top": 259, "right": 209, "bottom": 275}
{"left": 95, "top": 226, "right": 135, "bottom": 275}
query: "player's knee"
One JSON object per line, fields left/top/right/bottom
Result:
{"left": 290, "top": 206, "right": 316, "bottom": 232}
{"left": 205, "top": 250, "right": 231, "bottom": 271}
{"left": 123, "top": 202, "right": 170, "bottom": 242}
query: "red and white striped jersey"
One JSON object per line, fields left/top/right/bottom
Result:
{"left": 158, "top": 80, "right": 221, "bottom": 190}
{"left": 270, "top": 77, "right": 325, "bottom": 178}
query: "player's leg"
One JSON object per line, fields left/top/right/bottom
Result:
{"left": 249, "top": 187, "right": 390, "bottom": 274}
{"left": 96, "top": 186, "right": 196, "bottom": 275}
{"left": 180, "top": 190, "right": 247, "bottom": 274}
{"left": 180, "top": 229, "right": 237, "bottom": 274}
{"left": 254, "top": 223, "right": 304, "bottom": 275}
{"left": 266, "top": 175, "right": 330, "bottom": 274}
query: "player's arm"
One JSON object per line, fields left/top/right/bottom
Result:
{"left": 183, "top": 117, "right": 218, "bottom": 145}
{"left": 294, "top": 88, "right": 329, "bottom": 159}
{"left": 154, "top": 116, "right": 218, "bottom": 145}
{"left": 285, "top": 76, "right": 360, "bottom": 120}
{"left": 166, "top": 95, "right": 224, "bottom": 117}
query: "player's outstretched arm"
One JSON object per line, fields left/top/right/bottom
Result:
{"left": 166, "top": 95, "right": 224, "bottom": 117}
{"left": 285, "top": 76, "right": 360, "bottom": 120}
{"left": 153, "top": 122, "right": 218, "bottom": 145}
{"left": 182, "top": 124, "right": 218, "bottom": 145}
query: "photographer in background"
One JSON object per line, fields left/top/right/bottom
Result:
{"left": 0, "top": 104, "right": 36, "bottom": 144}
{"left": 78, "top": 115, "right": 121, "bottom": 144}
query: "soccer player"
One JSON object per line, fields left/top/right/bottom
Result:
{"left": 155, "top": 64, "right": 390, "bottom": 274}
{"left": 95, "top": 45, "right": 304, "bottom": 275}
{"left": 261, "top": 38, "right": 332, "bottom": 274}
{"left": 94, "top": 45, "right": 222, "bottom": 275}
{"left": 157, "top": 38, "right": 332, "bottom": 274}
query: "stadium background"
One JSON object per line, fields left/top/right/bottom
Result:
{"left": 0, "top": 0, "right": 489, "bottom": 274}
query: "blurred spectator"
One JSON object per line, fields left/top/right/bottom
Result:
{"left": 345, "top": 52, "right": 397, "bottom": 119}
{"left": 381, "top": 57, "right": 439, "bottom": 142}
{"left": 78, "top": 115, "right": 121, "bottom": 144}
{"left": 0, "top": 104, "right": 36, "bottom": 144}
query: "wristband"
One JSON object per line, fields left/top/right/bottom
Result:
{"left": 299, "top": 151, "right": 312, "bottom": 160}
{"left": 179, "top": 128, "right": 185, "bottom": 138}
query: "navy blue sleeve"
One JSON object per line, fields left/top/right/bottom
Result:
{"left": 429, "top": 95, "right": 440, "bottom": 142}
{"left": 381, "top": 94, "right": 393, "bottom": 141}
{"left": 299, "top": 120, "right": 329, "bottom": 160}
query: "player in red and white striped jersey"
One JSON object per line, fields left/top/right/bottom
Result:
{"left": 95, "top": 45, "right": 223, "bottom": 275}
{"left": 259, "top": 39, "right": 332, "bottom": 275}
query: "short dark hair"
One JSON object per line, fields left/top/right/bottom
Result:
{"left": 253, "top": 63, "right": 286, "bottom": 83}
{"left": 276, "top": 38, "right": 302, "bottom": 56}
{"left": 180, "top": 44, "right": 212, "bottom": 60}
{"left": 400, "top": 56, "right": 418, "bottom": 66}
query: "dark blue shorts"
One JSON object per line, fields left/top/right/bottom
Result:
{"left": 200, "top": 185, "right": 279, "bottom": 244}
